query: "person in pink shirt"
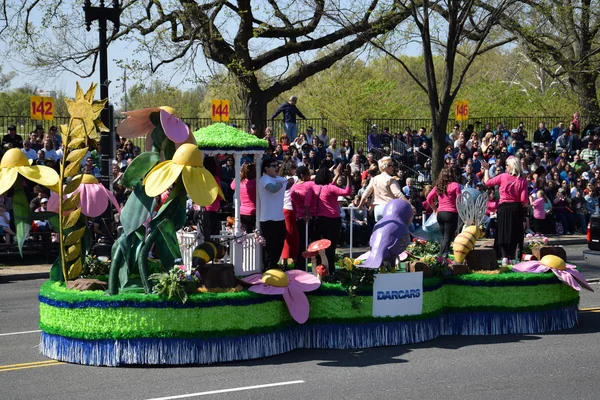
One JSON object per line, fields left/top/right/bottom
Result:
{"left": 482, "top": 156, "right": 529, "bottom": 265}
{"left": 484, "top": 189, "right": 499, "bottom": 235}
{"left": 230, "top": 163, "right": 257, "bottom": 233}
{"left": 427, "top": 166, "right": 461, "bottom": 256}
{"left": 289, "top": 166, "right": 315, "bottom": 270}
{"left": 311, "top": 163, "right": 352, "bottom": 273}
{"left": 530, "top": 189, "right": 547, "bottom": 234}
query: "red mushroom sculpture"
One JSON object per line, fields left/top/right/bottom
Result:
{"left": 306, "top": 239, "right": 331, "bottom": 276}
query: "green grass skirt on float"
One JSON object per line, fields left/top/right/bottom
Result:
{"left": 38, "top": 271, "right": 580, "bottom": 366}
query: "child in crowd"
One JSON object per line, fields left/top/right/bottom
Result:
{"left": 0, "top": 204, "right": 16, "bottom": 244}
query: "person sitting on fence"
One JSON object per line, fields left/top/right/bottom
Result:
{"left": 270, "top": 95, "right": 306, "bottom": 142}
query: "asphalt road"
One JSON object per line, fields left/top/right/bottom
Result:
{"left": 1, "top": 244, "right": 600, "bottom": 400}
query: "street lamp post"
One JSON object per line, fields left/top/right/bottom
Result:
{"left": 83, "top": 0, "right": 121, "bottom": 189}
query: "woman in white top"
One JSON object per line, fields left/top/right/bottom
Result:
{"left": 358, "top": 156, "right": 411, "bottom": 221}
{"left": 258, "top": 158, "right": 290, "bottom": 270}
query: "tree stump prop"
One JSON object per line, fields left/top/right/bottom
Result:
{"left": 465, "top": 248, "right": 498, "bottom": 270}
{"left": 407, "top": 261, "right": 434, "bottom": 277}
{"left": 197, "top": 264, "right": 236, "bottom": 289}
{"left": 450, "top": 263, "right": 469, "bottom": 275}
{"left": 532, "top": 246, "right": 567, "bottom": 262}
{"left": 66, "top": 279, "right": 108, "bottom": 291}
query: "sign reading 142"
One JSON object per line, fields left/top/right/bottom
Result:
{"left": 211, "top": 99, "right": 230, "bottom": 122}
{"left": 30, "top": 96, "right": 54, "bottom": 121}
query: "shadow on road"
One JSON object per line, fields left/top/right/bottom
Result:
{"left": 223, "top": 333, "right": 541, "bottom": 369}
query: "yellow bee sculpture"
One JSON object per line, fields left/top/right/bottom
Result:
{"left": 192, "top": 241, "right": 226, "bottom": 269}
{"left": 453, "top": 225, "right": 485, "bottom": 263}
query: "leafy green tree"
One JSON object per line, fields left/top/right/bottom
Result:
{"left": 481, "top": 0, "right": 600, "bottom": 122}
{"left": 371, "top": 0, "right": 517, "bottom": 178}
{"left": 121, "top": 81, "right": 206, "bottom": 118}
{"left": 3, "top": 0, "right": 411, "bottom": 134}
{"left": 0, "top": 65, "right": 16, "bottom": 91}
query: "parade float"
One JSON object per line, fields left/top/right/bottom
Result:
{"left": 0, "top": 85, "right": 589, "bottom": 366}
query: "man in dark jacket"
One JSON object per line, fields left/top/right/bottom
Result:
{"left": 2, "top": 125, "right": 23, "bottom": 154}
{"left": 270, "top": 95, "right": 306, "bottom": 142}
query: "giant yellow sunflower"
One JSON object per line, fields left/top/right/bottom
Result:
{"left": 64, "top": 82, "right": 108, "bottom": 139}
{"left": 143, "top": 143, "right": 224, "bottom": 206}
{"left": 0, "top": 148, "right": 60, "bottom": 195}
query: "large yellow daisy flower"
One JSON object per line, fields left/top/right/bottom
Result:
{"left": 0, "top": 148, "right": 60, "bottom": 195}
{"left": 143, "top": 144, "right": 224, "bottom": 206}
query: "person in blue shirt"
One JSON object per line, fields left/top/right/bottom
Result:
{"left": 507, "top": 139, "right": 518, "bottom": 155}
{"left": 270, "top": 95, "right": 306, "bottom": 142}
{"left": 367, "top": 124, "right": 382, "bottom": 152}
{"left": 471, "top": 152, "right": 482, "bottom": 173}
{"left": 551, "top": 122, "right": 564, "bottom": 144}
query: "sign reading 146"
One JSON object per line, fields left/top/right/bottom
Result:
{"left": 455, "top": 100, "right": 469, "bottom": 121}
{"left": 211, "top": 100, "right": 230, "bottom": 122}
{"left": 30, "top": 96, "right": 54, "bottom": 121}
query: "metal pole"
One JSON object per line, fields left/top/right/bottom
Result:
{"left": 98, "top": 17, "right": 111, "bottom": 190}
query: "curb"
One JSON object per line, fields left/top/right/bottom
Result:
{"left": 0, "top": 272, "right": 49, "bottom": 283}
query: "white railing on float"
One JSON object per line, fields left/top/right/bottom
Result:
{"left": 176, "top": 230, "right": 262, "bottom": 276}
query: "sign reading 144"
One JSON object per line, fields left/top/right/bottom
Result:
{"left": 30, "top": 96, "right": 54, "bottom": 121}
{"left": 455, "top": 100, "right": 469, "bottom": 121}
{"left": 211, "top": 100, "right": 230, "bottom": 122}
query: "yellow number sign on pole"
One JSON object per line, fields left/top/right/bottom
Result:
{"left": 211, "top": 100, "right": 230, "bottom": 122}
{"left": 455, "top": 100, "right": 469, "bottom": 121}
{"left": 30, "top": 96, "right": 55, "bottom": 121}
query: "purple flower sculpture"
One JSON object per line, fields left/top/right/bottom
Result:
{"left": 242, "top": 269, "right": 321, "bottom": 324}
{"left": 512, "top": 255, "right": 594, "bottom": 292}
{"left": 361, "top": 199, "right": 414, "bottom": 269}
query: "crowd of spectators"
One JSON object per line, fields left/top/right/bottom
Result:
{"left": 1, "top": 111, "right": 597, "bottom": 256}
{"left": 0, "top": 123, "right": 141, "bottom": 244}
{"left": 365, "top": 115, "right": 600, "bottom": 236}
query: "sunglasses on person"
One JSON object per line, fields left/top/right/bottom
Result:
{"left": 268, "top": 164, "right": 279, "bottom": 168}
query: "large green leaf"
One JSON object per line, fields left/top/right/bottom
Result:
{"left": 161, "top": 138, "right": 175, "bottom": 161}
{"left": 12, "top": 185, "right": 31, "bottom": 257}
{"left": 121, "top": 152, "right": 160, "bottom": 188}
{"left": 151, "top": 183, "right": 187, "bottom": 231}
{"left": 154, "top": 233, "right": 177, "bottom": 270}
{"left": 109, "top": 235, "right": 128, "bottom": 291}
{"left": 157, "top": 219, "right": 181, "bottom": 260}
{"left": 120, "top": 183, "right": 155, "bottom": 236}
{"left": 150, "top": 124, "right": 165, "bottom": 152}
{"left": 49, "top": 256, "right": 63, "bottom": 282}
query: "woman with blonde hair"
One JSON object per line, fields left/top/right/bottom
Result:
{"left": 482, "top": 156, "right": 529, "bottom": 265}
{"left": 358, "top": 156, "right": 411, "bottom": 221}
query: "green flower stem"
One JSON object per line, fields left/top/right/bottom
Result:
{"left": 138, "top": 229, "right": 160, "bottom": 294}
{"left": 108, "top": 244, "right": 126, "bottom": 295}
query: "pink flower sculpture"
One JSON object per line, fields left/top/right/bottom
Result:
{"left": 242, "top": 269, "right": 321, "bottom": 324}
{"left": 48, "top": 174, "right": 121, "bottom": 217}
{"left": 117, "top": 107, "right": 195, "bottom": 151}
{"left": 512, "top": 256, "right": 594, "bottom": 292}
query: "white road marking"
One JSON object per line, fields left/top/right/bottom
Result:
{"left": 0, "top": 330, "right": 41, "bottom": 337}
{"left": 145, "top": 380, "right": 305, "bottom": 400}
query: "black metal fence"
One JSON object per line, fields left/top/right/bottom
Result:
{"left": 364, "top": 115, "right": 589, "bottom": 137}
{"left": 0, "top": 115, "right": 355, "bottom": 151}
